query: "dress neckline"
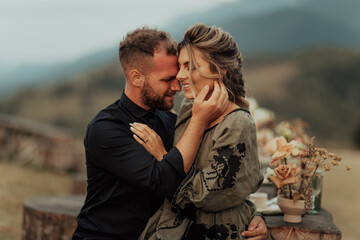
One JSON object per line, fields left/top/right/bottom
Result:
{"left": 205, "top": 107, "right": 250, "bottom": 133}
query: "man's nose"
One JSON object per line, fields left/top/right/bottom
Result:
{"left": 171, "top": 79, "right": 181, "bottom": 92}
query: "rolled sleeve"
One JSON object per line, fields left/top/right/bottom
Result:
{"left": 162, "top": 147, "right": 185, "bottom": 177}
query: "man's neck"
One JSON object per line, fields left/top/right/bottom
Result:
{"left": 124, "top": 88, "right": 151, "bottom": 111}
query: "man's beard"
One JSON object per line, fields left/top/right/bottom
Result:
{"left": 141, "top": 80, "right": 174, "bottom": 111}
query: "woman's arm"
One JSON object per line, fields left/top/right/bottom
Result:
{"left": 174, "top": 112, "right": 264, "bottom": 212}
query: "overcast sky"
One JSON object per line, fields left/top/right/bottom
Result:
{"left": 0, "top": 0, "right": 237, "bottom": 67}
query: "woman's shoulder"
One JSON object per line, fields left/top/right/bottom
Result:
{"left": 175, "top": 98, "right": 193, "bottom": 127}
{"left": 223, "top": 108, "right": 254, "bottom": 126}
{"left": 212, "top": 108, "right": 256, "bottom": 138}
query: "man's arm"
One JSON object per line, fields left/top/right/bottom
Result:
{"left": 87, "top": 120, "right": 185, "bottom": 199}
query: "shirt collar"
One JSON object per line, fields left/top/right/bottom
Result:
{"left": 119, "top": 91, "right": 155, "bottom": 118}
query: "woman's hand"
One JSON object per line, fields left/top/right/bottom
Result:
{"left": 192, "top": 81, "right": 229, "bottom": 127}
{"left": 241, "top": 216, "right": 268, "bottom": 240}
{"left": 130, "top": 122, "right": 167, "bottom": 161}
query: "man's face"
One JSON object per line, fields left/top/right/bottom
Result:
{"left": 141, "top": 51, "right": 180, "bottom": 111}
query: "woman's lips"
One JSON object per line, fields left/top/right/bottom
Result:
{"left": 182, "top": 83, "right": 190, "bottom": 91}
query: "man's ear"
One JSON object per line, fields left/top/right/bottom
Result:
{"left": 128, "top": 70, "right": 145, "bottom": 87}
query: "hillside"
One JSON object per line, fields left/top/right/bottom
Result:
{"left": 0, "top": 61, "right": 125, "bottom": 136}
{"left": 245, "top": 48, "right": 360, "bottom": 148}
{"left": 0, "top": 47, "right": 359, "bottom": 148}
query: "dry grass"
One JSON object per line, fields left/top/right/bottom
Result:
{"left": 0, "top": 161, "right": 72, "bottom": 240}
{"left": 321, "top": 148, "right": 360, "bottom": 240}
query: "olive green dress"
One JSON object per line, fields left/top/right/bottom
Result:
{"left": 139, "top": 99, "right": 264, "bottom": 240}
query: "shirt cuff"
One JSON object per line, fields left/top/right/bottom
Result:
{"left": 253, "top": 212, "right": 266, "bottom": 224}
{"left": 163, "top": 147, "right": 186, "bottom": 177}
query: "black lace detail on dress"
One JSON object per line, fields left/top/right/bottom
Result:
{"left": 201, "top": 143, "right": 246, "bottom": 191}
{"left": 185, "top": 223, "right": 238, "bottom": 240}
{"left": 179, "top": 203, "right": 197, "bottom": 221}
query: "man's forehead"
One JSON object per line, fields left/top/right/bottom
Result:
{"left": 153, "top": 51, "right": 178, "bottom": 69}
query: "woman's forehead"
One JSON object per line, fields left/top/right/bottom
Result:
{"left": 178, "top": 47, "right": 208, "bottom": 64}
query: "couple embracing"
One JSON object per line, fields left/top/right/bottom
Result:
{"left": 73, "top": 23, "right": 267, "bottom": 240}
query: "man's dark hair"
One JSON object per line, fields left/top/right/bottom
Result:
{"left": 119, "top": 27, "right": 177, "bottom": 77}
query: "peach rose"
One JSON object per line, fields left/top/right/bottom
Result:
{"left": 269, "top": 164, "right": 299, "bottom": 188}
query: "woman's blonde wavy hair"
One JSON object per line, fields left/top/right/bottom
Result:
{"left": 179, "top": 23, "right": 249, "bottom": 109}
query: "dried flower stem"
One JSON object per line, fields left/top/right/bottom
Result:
{"left": 305, "top": 165, "right": 319, "bottom": 195}
{"left": 284, "top": 158, "right": 293, "bottom": 199}
{"left": 297, "top": 158, "right": 306, "bottom": 195}
{"left": 280, "top": 187, "right": 287, "bottom": 198}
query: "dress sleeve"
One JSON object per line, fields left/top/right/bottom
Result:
{"left": 173, "top": 111, "right": 264, "bottom": 212}
{"left": 86, "top": 119, "right": 186, "bottom": 198}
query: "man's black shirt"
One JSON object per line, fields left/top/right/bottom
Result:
{"left": 73, "top": 93, "right": 185, "bottom": 239}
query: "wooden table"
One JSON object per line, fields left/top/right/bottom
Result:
{"left": 264, "top": 209, "right": 341, "bottom": 240}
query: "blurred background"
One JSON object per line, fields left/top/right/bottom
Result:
{"left": 0, "top": 0, "right": 359, "bottom": 239}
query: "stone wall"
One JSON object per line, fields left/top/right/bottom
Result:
{"left": 0, "top": 114, "right": 85, "bottom": 172}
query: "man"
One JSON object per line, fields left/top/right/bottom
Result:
{"left": 73, "top": 27, "right": 267, "bottom": 240}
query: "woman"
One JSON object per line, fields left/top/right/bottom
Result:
{"left": 133, "top": 24, "right": 264, "bottom": 240}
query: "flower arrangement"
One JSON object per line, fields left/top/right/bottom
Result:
{"left": 265, "top": 120, "right": 351, "bottom": 212}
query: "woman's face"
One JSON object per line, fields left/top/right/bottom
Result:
{"left": 177, "top": 47, "right": 219, "bottom": 99}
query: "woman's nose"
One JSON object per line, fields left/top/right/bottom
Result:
{"left": 176, "top": 68, "right": 187, "bottom": 81}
